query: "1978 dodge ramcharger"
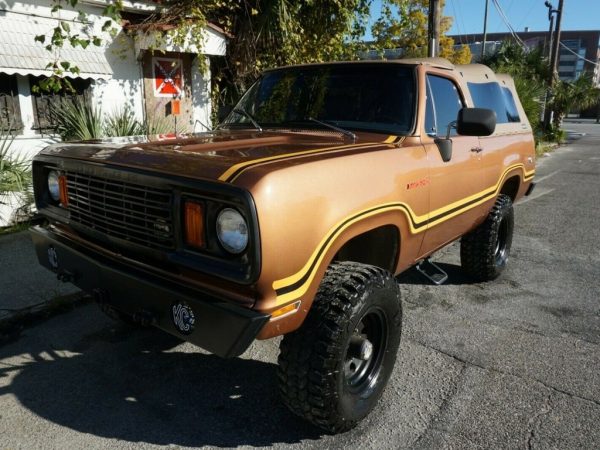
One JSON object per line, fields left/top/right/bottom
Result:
{"left": 30, "top": 58, "right": 535, "bottom": 432}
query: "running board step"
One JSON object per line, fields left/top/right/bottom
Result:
{"left": 416, "top": 259, "right": 448, "bottom": 285}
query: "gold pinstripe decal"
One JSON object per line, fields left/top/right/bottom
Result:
{"left": 218, "top": 136, "right": 399, "bottom": 182}
{"left": 272, "top": 164, "right": 535, "bottom": 304}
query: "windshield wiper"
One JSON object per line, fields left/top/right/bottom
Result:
{"left": 233, "top": 108, "right": 263, "bottom": 132}
{"left": 308, "top": 117, "right": 356, "bottom": 142}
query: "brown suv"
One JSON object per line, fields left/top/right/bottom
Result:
{"left": 30, "top": 58, "right": 535, "bottom": 432}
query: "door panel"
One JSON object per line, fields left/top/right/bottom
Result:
{"left": 418, "top": 74, "right": 488, "bottom": 256}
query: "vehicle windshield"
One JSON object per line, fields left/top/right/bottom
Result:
{"left": 222, "top": 64, "right": 416, "bottom": 136}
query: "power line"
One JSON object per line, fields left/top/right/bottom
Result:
{"left": 515, "top": 2, "right": 538, "bottom": 32}
{"left": 559, "top": 42, "right": 599, "bottom": 66}
{"left": 491, "top": 0, "right": 526, "bottom": 48}
{"left": 455, "top": 0, "right": 469, "bottom": 45}
{"left": 449, "top": 0, "right": 463, "bottom": 44}
{"left": 492, "top": 0, "right": 523, "bottom": 43}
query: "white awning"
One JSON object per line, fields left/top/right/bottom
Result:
{"left": 129, "top": 23, "right": 228, "bottom": 57}
{"left": 0, "top": 11, "right": 114, "bottom": 80}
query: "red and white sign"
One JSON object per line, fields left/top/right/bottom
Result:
{"left": 153, "top": 57, "right": 184, "bottom": 97}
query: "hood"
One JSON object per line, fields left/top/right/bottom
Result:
{"left": 39, "top": 129, "right": 398, "bottom": 183}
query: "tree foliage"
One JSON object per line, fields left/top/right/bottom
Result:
{"left": 370, "top": 0, "right": 471, "bottom": 64}
{"left": 35, "top": 0, "right": 471, "bottom": 108}
{"left": 1, "top": 130, "right": 31, "bottom": 221}
{"left": 550, "top": 74, "right": 600, "bottom": 128}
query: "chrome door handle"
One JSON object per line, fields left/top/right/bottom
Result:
{"left": 471, "top": 147, "right": 483, "bottom": 153}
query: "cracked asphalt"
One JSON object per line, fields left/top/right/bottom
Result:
{"left": 0, "top": 122, "right": 598, "bottom": 449}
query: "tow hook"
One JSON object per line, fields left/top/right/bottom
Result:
{"left": 132, "top": 309, "right": 157, "bottom": 326}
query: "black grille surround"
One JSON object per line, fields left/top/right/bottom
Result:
{"left": 65, "top": 171, "right": 175, "bottom": 251}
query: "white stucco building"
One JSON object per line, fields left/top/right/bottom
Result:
{"left": 0, "top": 0, "right": 228, "bottom": 225}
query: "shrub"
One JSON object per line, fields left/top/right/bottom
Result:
{"left": 0, "top": 130, "right": 32, "bottom": 223}
{"left": 104, "top": 107, "right": 145, "bottom": 137}
{"left": 50, "top": 97, "right": 104, "bottom": 141}
{"left": 144, "top": 115, "right": 182, "bottom": 135}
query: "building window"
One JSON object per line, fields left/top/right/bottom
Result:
{"left": 0, "top": 73, "right": 23, "bottom": 132}
{"left": 29, "top": 76, "right": 92, "bottom": 134}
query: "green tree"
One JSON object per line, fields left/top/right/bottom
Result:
{"left": 0, "top": 130, "right": 31, "bottom": 222}
{"left": 36, "top": 0, "right": 477, "bottom": 112}
{"left": 370, "top": 0, "right": 471, "bottom": 64}
{"left": 550, "top": 74, "right": 600, "bottom": 128}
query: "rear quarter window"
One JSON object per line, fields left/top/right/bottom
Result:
{"left": 467, "top": 82, "right": 520, "bottom": 124}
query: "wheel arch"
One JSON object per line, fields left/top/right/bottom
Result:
{"left": 333, "top": 224, "right": 400, "bottom": 273}
{"left": 499, "top": 174, "right": 521, "bottom": 202}
{"left": 258, "top": 210, "right": 411, "bottom": 340}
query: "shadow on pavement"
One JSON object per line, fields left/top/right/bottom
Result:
{"left": 0, "top": 323, "right": 323, "bottom": 447}
{"left": 397, "top": 263, "right": 478, "bottom": 286}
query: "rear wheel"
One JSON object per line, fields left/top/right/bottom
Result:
{"left": 460, "top": 194, "right": 514, "bottom": 281}
{"left": 277, "top": 262, "right": 402, "bottom": 433}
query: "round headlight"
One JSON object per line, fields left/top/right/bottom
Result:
{"left": 47, "top": 170, "right": 60, "bottom": 201}
{"left": 216, "top": 208, "right": 248, "bottom": 254}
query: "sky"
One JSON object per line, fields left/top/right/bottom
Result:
{"left": 366, "top": 0, "right": 600, "bottom": 39}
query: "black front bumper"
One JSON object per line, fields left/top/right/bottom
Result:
{"left": 30, "top": 226, "right": 269, "bottom": 358}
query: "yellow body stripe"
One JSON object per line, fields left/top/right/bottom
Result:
{"left": 272, "top": 164, "right": 535, "bottom": 304}
{"left": 218, "top": 136, "right": 398, "bottom": 182}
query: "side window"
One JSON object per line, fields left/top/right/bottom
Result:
{"left": 426, "top": 75, "right": 463, "bottom": 136}
{"left": 501, "top": 87, "right": 521, "bottom": 123}
{"left": 424, "top": 78, "right": 436, "bottom": 136}
{"left": 467, "top": 81, "right": 520, "bottom": 123}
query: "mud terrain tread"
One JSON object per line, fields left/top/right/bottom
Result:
{"left": 460, "top": 194, "right": 514, "bottom": 281}
{"left": 277, "top": 261, "right": 400, "bottom": 433}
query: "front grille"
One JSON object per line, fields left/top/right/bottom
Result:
{"left": 65, "top": 172, "right": 174, "bottom": 251}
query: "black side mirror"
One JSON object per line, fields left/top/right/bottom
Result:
{"left": 218, "top": 105, "right": 233, "bottom": 123}
{"left": 456, "top": 107, "right": 496, "bottom": 136}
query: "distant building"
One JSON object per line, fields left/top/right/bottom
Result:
{"left": 449, "top": 30, "right": 600, "bottom": 86}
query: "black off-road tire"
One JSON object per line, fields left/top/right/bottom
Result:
{"left": 277, "top": 261, "right": 402, "bottom": 433}
{"left": 460, "top": 194, "right": 514, "bottom": 281}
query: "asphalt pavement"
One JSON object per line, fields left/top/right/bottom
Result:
{"left": 0, "top": 231, "right": 78, "bottom": 322}
{"left": 0, "top": 124, "right": 598, "bottom": 449}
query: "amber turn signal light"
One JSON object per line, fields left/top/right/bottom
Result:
{"left": 271, "top": 301, "right": 301, "bottom": 319}
{"left": 58, "top": 175, "right": 69, "bottom": 206}
{"left": 184, "top": 201, "right": 205, "bottom": 248}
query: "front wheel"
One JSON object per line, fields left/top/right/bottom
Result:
{"left": 277, "top": 262, "right": 402, "bottom": 433}
{"left": 460, "top": 194, "right": 514, "bottom": 281}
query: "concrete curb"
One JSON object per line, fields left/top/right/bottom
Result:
{"left": 0, "top": 291, "right": 91, "bottom": 343}
{"left": 0, "top": 229, "right": 81, "bottom": 336}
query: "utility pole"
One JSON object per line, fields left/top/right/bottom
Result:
{"left": 544, "top": 0, "right": 564, "bottom": 130}
{"left": 544, "top": 1, "right": 556, "bottom": 58}
{"left": 481, "top": 0, "right": 489, "bottom": 60}
{"left": 428, "top": 0, "right": 441, "bottom": 57}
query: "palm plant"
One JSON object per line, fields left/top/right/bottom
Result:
{"left": 550, "top": 74, "right": 600, "bottom": 128}
{"left": 104, "top": 107, "right": 145, "bottom": 137}
{"left": 143, "top": 115, "right": 186, "bottom": 135}
{"left": 0, "top": 129, "right": 32, "bottom": 222}
{"left": 513, "top": 76, "right": 546, "bottom": 136}
{"left": 50, "top": 96, "right": 104, "bottom": 141}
